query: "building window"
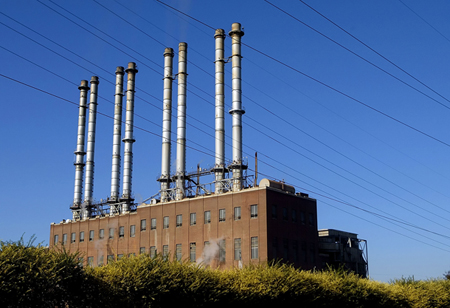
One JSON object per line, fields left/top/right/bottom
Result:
{"left": 53, "top": 234, "right": 59, "bottom": 245}
{"left": 250, "top": 204, "right": 258, "bottom": 218}
{"left": 176, "top": 214, "right": 182, "bottom": 227}
{"left": 151, "top": 218, "right": 157, "bottom": 230}
{"left": 62, "top": 233, "right": 67, "bottom": 245}
{"left": 79, "top": 231, "right": 84, "bottom": 243}
{"left": 98, "top": 255, "right": 104, "bottom": 266}
{"left": 234, "top": 207, "right": 241, "bottom": 220}
{"left": 293, "top": 240, "right": 299, "bottom": 262}
{"left": 71, "top": 232, "right": 76, "bottom": 243}
{"left": 190, "top": 213, "right": 196, "bottom": 225}
{"left": 301, "top": 241, "right": 307, "bottom": 262}
{"left": 140, "top": 219, "right": 146, "bottom": 231}
{"left": 163, "top": 216, "right": 169, "bottom": 229}
{"left": 117, "top": 254, "right": 124, "bottom": 260}
{"left": 130, "top": 225, "right": 136, "bottom": 237}
{"left": 78, "top": 257, "right": 84, "bottom": 267}
{"left": 273, "top": 238, "right": 278, "bottom": 259}
{"left": 99, "top": 229, "right": 104, "bottom": 239}
{"left": 308, "top": 213, "right": 314, "bottom": 226}
{"left": 234, "top": 238, "right": 242, "bottom": 261}
{"left": 163, "top": 245, "right": 169, "bottom": 258}
{"left": 119, "top": 226, "right": 124, "bottom": 238}
{"left": 129, "top": 253, "right": 135, "bottom": 258}
{"left": 272, "top": 205, "right": 277, "bottom": 219}
{"left": 292, "top": 209, "right": 297, "bottom": 223}
{"left": 140, "top": 247, "right": 146, "bottom": 254}
{"left": 89, "top": 230, "right": 94, "bottom": 241}
{"left": 109, "top": 228, "right": 114, "bottom": 239}
{"left": 219, "top": 209, "right": 226, "bottom": 222}
{"left": 219, "top": 239, "right": 226, "bottom": 262}
{"left": 283, "top": 238, "right": 289, "bottom": 261}
{"left": 309, "top": 243, "right": 315, "bottom": 263}
{"left": 204, "top": 211, "right": 211, "bottom": 224}
{"left": 150, "top": 246, "right": 156, "bottom": 258}
{"left": 87, "top": 256, "right": 94, "bottom": 267}
{"left": 283, "top": 208, "right": 288, "bottom": 221}
{"left": 176, "top": 244, "right": 182, "bottom": 261}
{"left": 190, "top": 243, "right": 196, "bottom": 262}
{"left": 251, "top": 237, "right": 258, "bottom": 259}
{"left": 107, "top": 255, "right": 114, "bottom": 264}
{"left": 300, "top": 212, "right": 306, "bottom": 224}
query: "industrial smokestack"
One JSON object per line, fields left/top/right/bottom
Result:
{"left": 122, "top": 62, "right": 138, "bottom": 212}
{"left": 175, "top": 42, "right": 188, "bottom": 200}
{"left": 72, "top": 80, "right": 89, "bottom": 211}
{"left": 160, "top": 48, "right": 174, "bottom": 202}
{"left": 83, "top": 76, "right": 99, "bottom": 218}
{"left": 110, "top": 66, "right": 124, "bottom": 206}
{"left": 214, "top": 29, "right": 226, "bottom": 194}
{"left": 229, "top": 23, "right": 245, "bottom": 191}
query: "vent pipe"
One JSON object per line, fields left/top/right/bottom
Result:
{"left": 214, "top": 29, "right": 226, "bottom": 193}
{"left": 160, "top": 48, "right": 174, "bottom": 202}
{"left": 83, "top": 76, "right": 99, "bottom": 217}
{"left": 229, "top": 23, "right": 245, "bottom": 191}
{"left": 122, "top": 62, "right": 138, "bottom": 212}
{"left": 72, "top": 80, "right": 89, "bottom": 211}
{"left": 109, "top": 66, "right": 124, "bottom": 205}
{"left": 176, "top": 42, "right": 188, "bottom": 200}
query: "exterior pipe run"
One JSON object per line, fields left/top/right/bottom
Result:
{"left": 83, "top": 76, "right": 99, "bottom": 218}
{"left": 110, "top": 66, "right": 124, "bottom": 205}
{"left": 72, "top": 80, "right": 89, "bottom": 213}
{"left": 160, "top": 48, "right": 174, "bottom": 202}
{"left": 214, "top": 29, "right": 226, "bottom": 194}
{"left": 229, "top": 23, "right": 245, "bottom": 192}
{"left": 176, "top": 42, "right": 188, "bottom": 201}
{"left": 122, "top": 62, "right": 138, "bottom": 212}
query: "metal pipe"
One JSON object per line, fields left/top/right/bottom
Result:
{"left": 214, "top": 29, "right": 226, "bottom": 193}
{"left": 229, "top": 23, "right": 245, "bottom": 191}
{"left": 176, "top": 42, "right": 188, "bottom": 200}
{"left": 83, "top": 76, "right": 99, "bottom": 217}
{"left": 110, "top": 67, "right": 124, "bottom": 204}
{"left": 160, "top": 48, "right": 174, "bottom": 202}
{"left": 122, "top": 62, "right": 138, "bottom": 212}
{"left": 73, "top": 80, "right": 89, "bottom": 210}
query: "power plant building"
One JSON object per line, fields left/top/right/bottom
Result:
{"left": 49, "top": 23, "right": 367, "bottom": 274}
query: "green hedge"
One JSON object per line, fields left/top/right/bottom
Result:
{"left": 1, "top": 240, "right": 450, "bottom": 308}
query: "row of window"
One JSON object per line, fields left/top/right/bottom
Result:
{"left": 82, "top": 237, "right": 259, "bottom": 267}
{"left": 271, "top": 205, "right": 315, "bottom": 226}
{"left": 272, "top": 238, "right": 316, "bottom": 264}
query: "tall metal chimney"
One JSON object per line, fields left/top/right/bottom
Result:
{"left": 122, "top": 62, "right": 138, "bottom": 212}
{"left": 229, "top": 23, "right": 245, "bottom": 191}
{"left": 83, "top": 76, "right": 99, "bottom": 218}
{"left": 160, "top": 48, "right": 174, "bottom": 202}
{"left": 72, "top": 80, "right": 89, "bottom": 213}
{"left": 214, "top": 29, "right": 226, "bottom": 194}
{"left": 110, "top": 66, "right": 124, "bottom": 206}
{"left": 175, "top": 42, "right": 188, "bottom": 200}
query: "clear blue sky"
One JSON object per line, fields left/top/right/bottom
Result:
{"left": 1, "top": 0, "right": 450, "bottom": 282}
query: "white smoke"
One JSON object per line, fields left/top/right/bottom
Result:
{"left": 197, "top": 237, "right": 223, "bottom": 267}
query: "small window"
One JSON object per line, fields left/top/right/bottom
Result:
{"left": 292, "top": 209, "right": 297, "bottom": 223}
{"left": 109, "top": 228, "right": 114, "bottom": 239}
{"left": 130, "top": 225, "right": 136, "bottom": 237}
{"left": 190, "top": 242, "right": 196, "bottom": 262}
{"left": 78, "top": 257, "right": 84, "bottom": 267}
{"left": 79, "top": 231, "right": 85, "bottom": 242}
{"left": 283, "top": 238, "right": 289, "bottom": 261}
{"left": 283, "top": 208, "right": 288, "bottom": 221}
{"left": 117, "top": 254, "right": 124, "bottom": 260}
{"left": 151, "top": 218, "right": 157, "bottom": 230}
{"left": 293, "top": 240, "right": 299, "bottom": 262}
{"left": 71, "top": 232, "right": 76, "bottom": 243}
{"left": 163, "top": 245, "right": 169, "bottom": 258}
{"left": 176, "top": 244, "right": 182, "bottom": 261}
{"left": 250, "top": 204, "right": 258, "bottom": 218}
{"left": 140, "top": 219, "right": 146, "bottom": 231}
{"left": 234, "top": 238, "right": 241, "bottom": 261}
{"left": 190, "top": 213, "right": 196, "bottom": 225}
{"left": 176, "top": 214, "right": 182, "bottom": 227}
{"left": 219, "top": 209, "right": 226, "bottom": 222}
{"left": 89, "top": 230, "right": 94, "bottom": 241}
{"left": 309, "top": 213, "right": 314, "bottom": 226}
{"left": 272, "top": 205, "right": 277, "bottom": 219}
{"left": 53, "top": 234, "right": 59, "bottom": 245}
{"left": 204, "top": 211, "right": 211, "bottom": 224}
{"left": 140, "top": 247, "right": 146, "bottom": 254}
{"left": 98, "top": 255, "right": 104, "bottom": 266}
{"left": 163, "top": 216, "right": 169, "bottom": 229}
{"left": 99, "top": 229, "right": 105, "bottom": 239}
{"left": 62, "top": 233, "right": 67, "bottom": 245}
{"left": 107, "top": 255, "right": 114, "bottom": 264}
{"left": 234, "top": 207, "right": 241, "bottom": 220}
{"left": 119, "top": 226, "right": 124, "bottom": 238}
{"left": 219, "top": 239, "right": 226, "bottom": 262}
{"left": 87, "top": 256, "right": 94, "bottom": 267}
{"left": 150, "top": 246, "right": 156, "bottom": 258}
{"left": 251, "top": 237, "right": 258, "bottom": 259}
{"left": 300, "top": 212, "right": 306, "bottom": 224}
